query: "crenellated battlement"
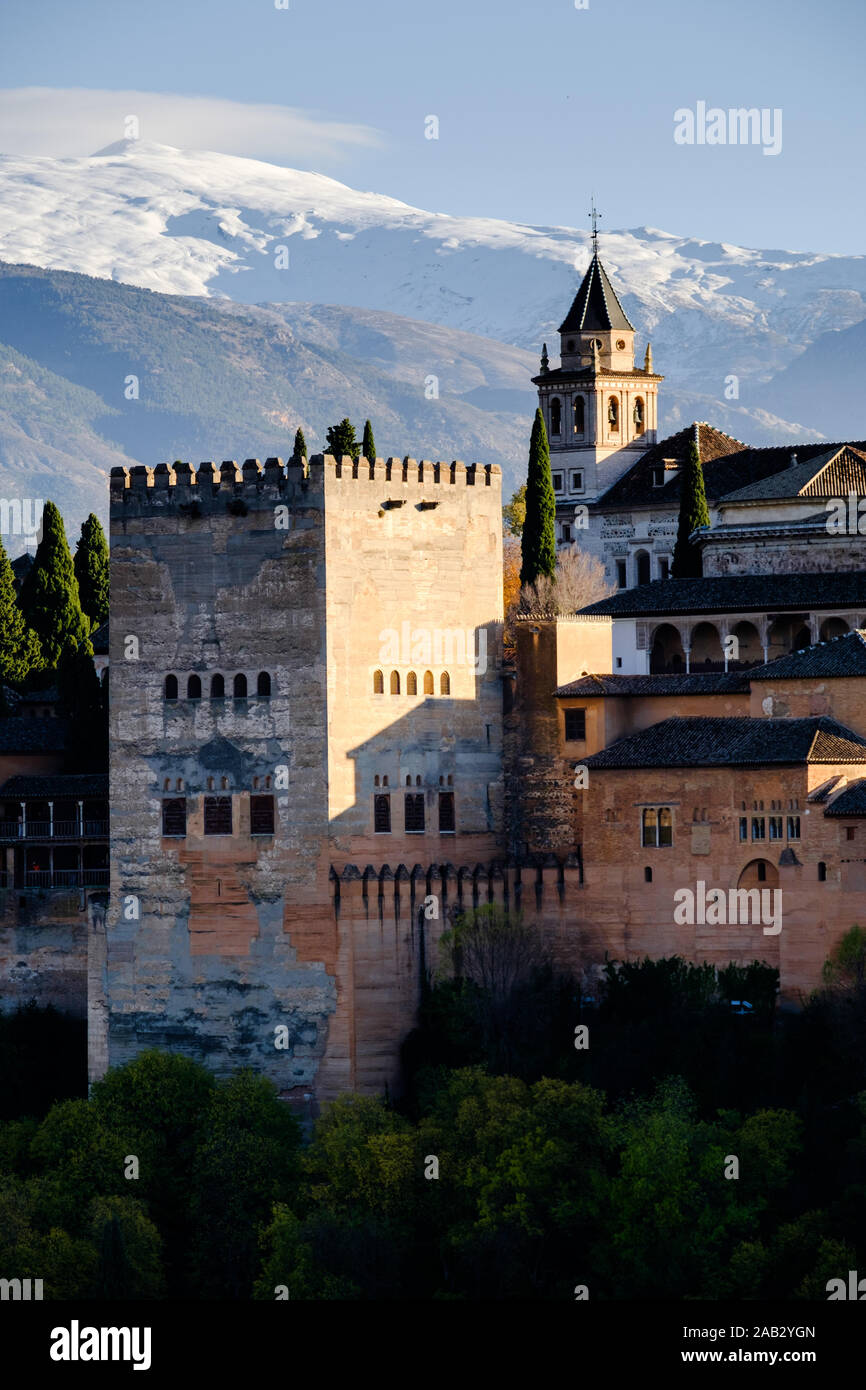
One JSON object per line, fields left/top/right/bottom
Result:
{"left": 110, "top": 454, "right": 501, "bottom": 516}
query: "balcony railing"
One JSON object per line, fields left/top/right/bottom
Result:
{"left": 17, "top": 869, "right": 109, "bottom": 889}
{"left": 0, "top": 820, "right": 108, "bottom": 841}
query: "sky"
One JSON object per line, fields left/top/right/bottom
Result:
{"left": 0, "top": 0, "right": 863, "bottom": 254}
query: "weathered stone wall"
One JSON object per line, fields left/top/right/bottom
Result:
{"left": 704, "top": 535, "right": 866, "bottom": 576}
{"left": 750, "top": 676, "right": 866, "bottom": 734}
{"left": 0, "top": 889, "right": 89, "bottom": 1017}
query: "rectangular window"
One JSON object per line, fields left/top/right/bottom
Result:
{"left": 751, "top": 817, "right": 765, "bottom": 841}
{"left": 787, "top": 816, "right": 801, "bottom": 840}
{"left": 564, "top": 708, "right": 586, "bottom": 742}
{"left": 162, "top": 798, "right": 187, "bottom": 837}
{"left": 561, "top": 523, "right": 572, "bottom": 542}
{"left": 739, "top": 817, "right": 748, "bottom": 842}
{"left": 653, "top": 467, "right": 665, "bottom": 487}
{"left": 769, "top": 815, "right": 783, "bottom": 840}
{"left": 846, "top": 825, "right": 856, "bottom": 841}
{"left": 204, "top": 796, "right": 232, "bottom": 835}
{"left": 616, "top": 561, "right": 627, "bottom": 589}
{"left": 405, "top": 792, "right": 425, "bottom": 833}
{"left": 438, "top": 791, "right": 455, "bottom": 834}
{"left": 658, "top": 808, "right": 673, "bottom": 847}
{"left": 658, "top": 558, "right": 670, "bottom": 580}
{"left": 551, "top": 472, "right": 563, "bottom": 493}
{"left": 571, "top": 470, "right": 584, "bottom": 491}
{"left": 250, "top": 794, "right": 275, "bottom": 836}
{"left": 374, "top": 794, "right": 391, "bottom": 834}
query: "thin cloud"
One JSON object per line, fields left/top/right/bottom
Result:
{"left": 0, "top": 88, "right": 382, "bottom": 163}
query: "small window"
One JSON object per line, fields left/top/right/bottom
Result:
{"left": 439, "top": 791, "right": 455, "bottom": 833}
{"left": 644, "top": 866, "right": 652, "bottom": 883}
{"left": 250, "top": 795, "right": 275, "bottom": 835}
{"left": 407, "top": 671, "right": 418, "bottom": 695}
{"left": 846, "top": 826, "right": 856, "bottom": 841}
{"left": 373, "top": 669, "right": 384, "bottom": 694}
{"left": 751, "top": 817, "right": 766, "bottom": 841}
{"left": 564, "top": 708, "right": 586, "bottom": 742}
{"left": 405, "top": 793, "right": 425, "bottom": 834}
{"left": 211, "top": 674, "right": 225, "bottom": 699}
{"left": 573, "top": 399, "right": 585, "bottom": 436}
{"left": 616, "top": 561, "right": 627, "bottom": 589}
{"left": 769, "top": 816, "right": 783, "bottom": 840}
{"left": 658, "top": 807, "right": 672, "bottom": 847}
{"left": 233, "top": 673, "right": 247, "bottom": 698}
{"left": 423, "top": 670, "right": 434, "bottom": 695}
{"left": 221, "top": 776, "right": 229, "bottom": 790}
{"left": 739, "top": 817, "right": 748, "bottom": 842}
{"left": 552, "top": 471, "right": 563, "bottom": 493}
{"left": 374, "top": 794, "right": 391, "bottom": 833}
{"left": 818, "top": 861, "right": 827, "bottom": 882}
{"left": 642, "top": 808, "right": 657, "bottom": 847}
{"left": 658, "top": 558, "right": 670, "bottom": 581}
{"left": 257, "top": 672, "right": 271, "bottom": 697}
{"left": 561, "top": 523, "right": 572, "bottom": 543}
{"left": 162, "top": 798, "right": 186, "bottom": 837}
{"left": 204, "top": 796, "right": 232, "bottom": 835}
{"left": 608, "top": 397, "right": 619, "bottom": 432}
{"left": 207, "top": 776, "right": 214, "bottom": 791}
{"left": 165, "top": 674, "right": 178, "bottom": 701}
{"left": 440, "top": 672, "right": 451, "bottom": 695}
{"left": 571, "top": 469, "right": 584, "bottom": 490}
{"left": 550, "top": 397, "right": 562, "bottom": 436}
{"left": 652, "top": 467, "right": 665, "bottom": 487}
{"left": 187, "top": 674, "right": 202, "bottom": 700}
{"left": 390, "top": 670, "right": 400, "bottom": 695}
{"left": 374, "top": 775, "right": 380, "bottom": 787}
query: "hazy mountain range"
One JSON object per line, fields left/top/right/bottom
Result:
{"left": 0, "top": 140, "right": 863, "bottom": 548}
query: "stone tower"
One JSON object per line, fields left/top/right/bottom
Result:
{"left": 533, "top": 230, "right": 663, "bottom": 536}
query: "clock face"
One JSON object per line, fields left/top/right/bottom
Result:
{"left": 616, "top": 338, "right": 626, "bottom": 350}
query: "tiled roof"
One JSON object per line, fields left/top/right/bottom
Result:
{"left": 749, "top": 630, "right": 866, "bottom": 680}
{"left": 0, "top": 772, "right": 108, "bottom": 798}
{"left": 558, "top": 254, "right": 635, "bottom": 334}
{"left": 0, "top": 718, "right": 70, "bottom": 754}
{"left": 597, "top": 432, "right": 866, "bottom": 511}
{"left": 720, "top": 446, "right": 866, "bottom": 503}
{"left": 554, "top": 672, "right": 750, "bottom": 697}
{"left": 825, "top": 780, "right": 866, "bottom": 817}
{"left": 533, "top": 366, "right": 661, "bottom": 384}
{"left": 580, "top": 571, "right": 866, "bottom": 618}
{"left": 584, "top": 716, "right": 866, "bottom": 769}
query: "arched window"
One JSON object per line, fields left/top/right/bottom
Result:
{"left": 373, "top": 669, "right": 384, "bottom": 694}
{"left": 257, "top": 671, "right": 271, "bottom": 697}
{"left": 644, "top": 866, "right": 652, "bottom": 883}
{"left": 440, "top": 672, "right": 451, "bottom": 695}
{"left": 423, "top": 670, "right": 434, "bottom": 695}
{"left": 818, "top": 861, "right": 827, "bottom": 882}
{"left": 659, "top": 808, "right": 672, "bottom": 846}
{"left": 407, "top": 671, "right": 418, "bottom": 695}
{"left": 164, "top": 674, "right": 178, "bottom": 701}
{"left": 573, "top": 396, "right": 585, "bottom": 434}
{"left": 233, "top": 673, "right": 247, "bottom": 698}
{"left": 633, "top": 397, "right": 644, "bottom": 434}
{"left": 642, "top": 808, "right": 657, "bottom": 847}
{"left": 390, "top": 670, "right": 400, "bottom": 695}
{"left": 550, "top": 397, "right": 562, "bottom": 436}
{"left": 210, "top": 674, "right": 225, "bottom": 699}
{"left": 608, "top": 397, "right": 619, "bottom": 431}
{"left": 187, "top": 674, "right": 202, "bottom": 700}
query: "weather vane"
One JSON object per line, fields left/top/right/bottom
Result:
{"left": 589, "top": 198, "right": 601, "bottom": 256}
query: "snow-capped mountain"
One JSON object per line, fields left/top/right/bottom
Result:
{"left": 1, "top": 140, "right": 864, "bottom": 427}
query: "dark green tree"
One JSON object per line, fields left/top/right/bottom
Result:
{"left": 672, "top": 438, "right": 711, "bottom": 578}
{"left": 362, "top": 419, "right": 376, "bottom": 461}
{"left": 73, "top": 514, "right": 109, "bottom": 629}
{"left": 58, "top": 641, "right": 106, "bottom": 772}
{"left": 325, "top": 418, "right": 360, "bottom": 462}
{"left": 19, "top": 502, "right": 90, "bottom": 667}
{"left": 520, "top": 409, "right": 556, "bottom": 587}
{"left": 0, "top": 537, "right": 41, "bottom": 684}
{"left": 292, "top": 427, "right": 306, "bottom": 462}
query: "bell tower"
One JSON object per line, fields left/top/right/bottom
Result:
{"left": 533, "top": 204, "right": 663, "bottom": 521}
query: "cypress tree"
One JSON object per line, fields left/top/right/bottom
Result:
{"left": 19, "top": 501, "right": 90, "bottom": 668}
{"left": 0, "top": 537, "right": 41, "bottom": 685}
{"left": 362, "top": 419, "right": 376, "bottom": 462}
{"left": 74, "top": 513, "right": 109, "bottom": 628}
{"left": 325, "top": 418, "right": 360, "bottom": 462}
{"left": 520, "top": 408, "right": 557, "bottom": 587}
{"left": 58, "top": 641, "right": 106, "bottom": 772}
{"left": 292, "top": 427, "right": 306, "bottom": 462}
{"left": 672, "top": 437, "right": 711, "bottom": 578}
